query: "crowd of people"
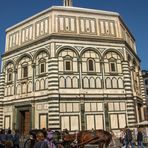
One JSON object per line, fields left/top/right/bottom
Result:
{"left": 0, "top": 128, "right": 69, "bottom": 148}
{"left": 0, "top": 127, "right": 146, "bottom": 148}
{"left": 27, "top": 128, "right": 64, "bottom": 148}
{"left": 0, "top": 129, "right": 20, "bottom": 148}
{"left": 118, "top": 127, "right": 145, "bottom": 148}
{"left": 33, "top": 127, "right": 147, "bottom": 148}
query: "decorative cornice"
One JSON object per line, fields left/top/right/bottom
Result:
{"left": 2, "top": 34, "right": 140, "bottom": 63}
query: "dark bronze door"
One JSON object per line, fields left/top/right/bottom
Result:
{"left": 19, "top": 110, "right": 31, "bottom": 135}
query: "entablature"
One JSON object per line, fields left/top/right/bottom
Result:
{"left": 5, "top": 6, "right": 136, "bottom": 53}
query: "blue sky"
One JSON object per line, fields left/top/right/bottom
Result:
{"left": 0, "top": 0, "right": 148, "bottom": 70}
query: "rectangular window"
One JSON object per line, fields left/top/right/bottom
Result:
{"left": 65, "top": 60, "right": 72, "bottom": 71}
{"left": 110, "top": 62, "right": 116, "bottom": 72}
{"left": 114, "top": 102, "right": 120, "bottom": 111}
{"left": 22, "top": 65, "right": 28, "bottom": 78}
{"left": 7, "top": 69, "right": 13, "bottom": 82}
{"left": 88, "top": 59, "right": 94, "bottom": 72}
{"left": 66, "top": 61, "right": 70, "bottom": 70}
{"left": 61, "top": 115, "right": 79, "bottom": 131}
{"left": 4, "top": 115, "right": 11, "bottom": 129}
{"left": 39, "top": 114, "right": 48, "bottom": 129}
{"left": 8, "top": 73, "right": 12, "bottom": 81}
{"left": 120, "top": 102, "right": 126, "bottom": 110}
{"left": 110, "top": 114, "right": 118, "bottom": 129}
{"left": 110, "top": 113, "right": 126, "bottom": 129}
{"left": 145, "top": 80, "right": 148, "bottom": 85}
{"left": 8, "top": 72, "right": 12, "bottom": 82}
{"left": 118, "top": 114, "right": 126, "bottom": 128}
{"left": 146, "top": 89, "right": 148, "bottom": 95}
{"left": 108, "top": 103, "right": 114, "bottom": 111}
{"left": 40, "top": 63, "right": 45, "bottom": 73}
{"left": 86, "top": 114, "right": 103, "bottom": 130}
{"left": 108, "top": 102, "right": 126, "bottom": 111}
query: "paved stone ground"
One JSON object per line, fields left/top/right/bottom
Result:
{"left": 20, "top": 138, "right": 148, "bottom": 148}
{"left": 83, "top": 138, "right": 148, "bottom": 148}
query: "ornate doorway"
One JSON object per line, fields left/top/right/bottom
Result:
{"left": 19, "top": 110, "right": 31, "bottom": 135}
{"left": 16, "top": 106, "right": 31, "bottom": 135}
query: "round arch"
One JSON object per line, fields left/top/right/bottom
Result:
{"left": 2, "top": 60, "right": 15, "bottom": 72}
{"left": 33, "top": 48, "right": 50, "bottom": 63}
{"left": 80, "top": 47, "right": 101, "bottom": 59}
{"left": 102, "top": 48, "right": 124, "bottom": 61}
{"left": 56, "top": 46, "right": 79, "bottom": 58}
{"left": 16, "top": 53, "right": 33, "bottom": 66}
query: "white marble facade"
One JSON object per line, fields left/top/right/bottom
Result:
{"left": 0, "top": 3, "right": 146, "bottom": 134}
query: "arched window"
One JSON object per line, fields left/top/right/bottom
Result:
{"left": 83, "top": 77, "right": 89, "bottom": 88}
{"left": 65, "top": 60, "right": 72, "bottom": 71}
{"left": 145, "top": 79, "right": 148, "bottom": 85}
{"left": 112, "top": 77, "right": 118, "bottom": 88}
{"left": 87, "top": 59, "right": 95, "bottom": 72}
{"left": 7, "top": 69, "right": 13, "bottom": 82}
{"left": 109, "top": 58, "right": 117, "bottom": 73}
{"left": 21, "top": 63, "right": 28, "bottom": 78}
{"left": 104, "top": 51, "right": 122, "bottom": 74}
{"left": 110, "top": 62, "right": 116, "bottom": 72}
{"left": 39, "top": 59, "right": 46, "bottom": 74}
{"left": 64, "top": 56, "right": 73, "bottom": 71}
{"left": 106, "top": 77, "right": 112, "bottom": 88}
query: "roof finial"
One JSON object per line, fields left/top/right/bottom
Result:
{"left": 63, "top": 0, "right": 73, "bottom": 7}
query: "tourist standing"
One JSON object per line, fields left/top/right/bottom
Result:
{"left": 34, "top": 132, "right": 48, "bottom": 148}
{"left": 137, "top": 128, "right": 145, "bottom": 148}
{"left": 125, "top": 127, "right": 134, "bottom": 148}
{"left": 5, "top": 129, "right": 13, "bottom": 148}
{"left": 0, "top": 129, "right": 6, "bottom": 147}
{"left": 110, "top": 130, "right": 116, "bottom": 147}
{"left": 119, "top": 129, "right": 125, "bottom": 146}
{"left": 13, "top": 129, "right": 20, "bottom": 148}
{"left": 47, "top": 129, "right": 56, "bottom": 148}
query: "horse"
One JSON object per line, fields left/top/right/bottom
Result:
{"left": 63, "top": 129, "right": 112, "bottom": 148}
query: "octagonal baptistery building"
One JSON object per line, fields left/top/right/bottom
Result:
{"left": 0, "top": 1, "right": 146, "bottom": 135}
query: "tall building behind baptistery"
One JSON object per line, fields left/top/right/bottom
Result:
{"left": 0, "top": 0, "right": 146, "bottom": 135}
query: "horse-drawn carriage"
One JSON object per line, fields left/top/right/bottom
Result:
{"left": 24, "top": 129, "right": 112, "bottom": 148}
